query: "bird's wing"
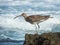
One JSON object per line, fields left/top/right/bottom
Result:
{"left": 27, "top": 15, "right": 41, "bottom": 22}
{"left": 29, "top": 15, "right": 50, "bottom": 21}
{"left": 29, "top": 15, "right": 41, "bottom": 18}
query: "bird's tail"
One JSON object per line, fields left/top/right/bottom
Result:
{"left": 48, "top": 15, "right": 53, "bottom": 18}
{"left": 50, "top": 17, "right": 53, "bottom": 18}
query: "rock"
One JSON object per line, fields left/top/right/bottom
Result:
{"left": 23, "top": 32, "right": 60, "bottom": 45}
{"left": 41, "top": 32, "right": 60, "bottom": 45}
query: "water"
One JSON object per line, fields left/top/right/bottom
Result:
{"left": 0, "top": 41, "right": 24, "bottom": 45}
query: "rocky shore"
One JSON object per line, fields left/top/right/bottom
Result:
{"left": 23, "top": 32, "right": 60, "bottom": 45}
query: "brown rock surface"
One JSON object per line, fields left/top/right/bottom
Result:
{"left": 23, "top": 32, "right": 60, "bottom": 45}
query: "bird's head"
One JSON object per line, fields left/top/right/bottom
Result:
{"left": 14, "top": 13, "right": 27, "bottom": 19}
{"left": 21, "top": 13, "right": 27, "bottom": 17}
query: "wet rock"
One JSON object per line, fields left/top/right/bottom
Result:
{"left": 23, "top": 32, "right": 60, "bottom": 45}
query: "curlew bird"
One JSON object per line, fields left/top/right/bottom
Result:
{"left": 14, "top": 13, "right": 53, "bottom": 34}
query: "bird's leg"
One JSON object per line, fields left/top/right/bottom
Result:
{"left": 37, "top": 23, "right": 40, "bottom": 34}
{"left": 37, "top": 23, "right": 40, "bottom": 29}
{"left": 34, "top": 24, "right": 38, "bottom": 34}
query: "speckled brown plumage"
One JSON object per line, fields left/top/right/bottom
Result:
{"left": 14, "top": 13, "right": 53, "bottom": 34}
{"left": 25, "top": 15, "right": 50, "bottom": 24}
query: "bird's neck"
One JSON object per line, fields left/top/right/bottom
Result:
{"left": 23, "top": 15, "right": 28, "bottom": 18}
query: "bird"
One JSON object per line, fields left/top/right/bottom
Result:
{"left": 14, "top": 13, "right": 53, "bottom": 34}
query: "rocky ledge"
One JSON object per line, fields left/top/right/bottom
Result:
{"left": 23, "top": 32, "right": 60, "bottom": 45}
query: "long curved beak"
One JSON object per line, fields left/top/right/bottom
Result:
{"left": 14, "top": 15, "right": 21, "bottom": 19}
